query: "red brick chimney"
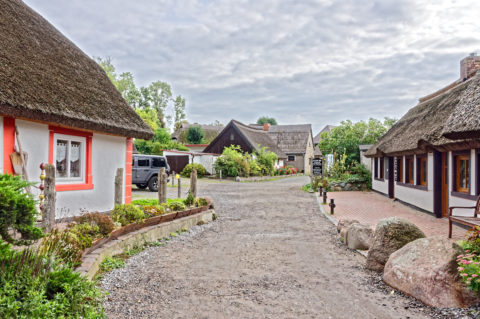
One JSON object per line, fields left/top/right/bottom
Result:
{"left": 263, "top": 123, "right": 271, "bottom": 131}
{"left": 460, "top": 53, "right": 480, "bottom": 80}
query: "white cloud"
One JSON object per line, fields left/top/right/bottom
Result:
{"left": 25, "top": 0, "right": 480, "bottom": 132}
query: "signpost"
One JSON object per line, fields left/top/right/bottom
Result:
{"left": 312, "top": 158, "right": 323, "bottom": 176}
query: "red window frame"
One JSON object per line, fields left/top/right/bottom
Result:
{"left": 48, "top": 126, "right": 93, "bottom": 191}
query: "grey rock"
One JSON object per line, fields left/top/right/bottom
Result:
{"left": 346, "top": 223, "right": 372, "bottom": 250}
{"left": 383, "top": 237, "right": 480, "bottom": 308}
{"left": 366, "top": 217, "right": 425, "bottom": 272}
{"left": 344, "top": 183, "right": 353, "bottom": 191}
{"left": 337, "top": 219, "right": 359, "bottom": 233}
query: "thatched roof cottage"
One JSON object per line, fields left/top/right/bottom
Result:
{"left": 0, "top": 0, "right": 153, "bottom": 218}
{"left": 366, "top": 54, "right": 480, "bottom": 218}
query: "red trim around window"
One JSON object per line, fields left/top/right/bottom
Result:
{"left": 3, "top": 117, "right": 15, "bottom": 174}
{"left": 125, "top": 138, "right": 133, "bottom": 204}
{"left": 48, "top": 126, "right": 94, "bottom": 191}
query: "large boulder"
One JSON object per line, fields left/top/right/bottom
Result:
{"left": 383, "top": 237, "right": 480, "bottom": 308}
{"left": 337, "top": 219, "right": 359, "bottom": 233}
{"left": 366, "top": 217, "right": 425, "bottom": 272}
{"left": 346, "top": 223, "right": 373, "bottom": 250}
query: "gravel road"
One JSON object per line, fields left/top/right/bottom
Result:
{"left": 101, "top": 177, "right": 438, "bottom": 319}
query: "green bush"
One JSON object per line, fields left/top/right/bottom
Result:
{"left": 168, "top": 201, "right": 186, "bottom": 211}
{"left": 111, "top": 204, "right": 145, "bottom": 226}
{"left": 214, "top": 145, "right": 277, "bottom": 178}
{"left": 184, "top": 191, "right": 195, "bottom": 206}
{"left": 0, "top": 244, "right": 104, "bottom": 318}
{"left": 0, "top": 174, "right": 43, "bottom": 244}
{"left": 142, "top": 205, "right": 166, "bottom": 217}
{"left": 131, "top": 199, "right": 158, "bottom": 206}
{"left": 68, "top": 222, "right": 102, "bottom": 249}
{"left": 181, "top": 163, "right": 207, "bottom": 177}
{"left": 195, "top": 198, "right": 208, "bottom": 207}
{"left": 39, "top": 229, "right": 84, "bottom": 268}
{"left": 254, "top": 147, "right": 278, "bottom": 176}
{"left": 74, "top": 212, "right": 115, "bottom": 237}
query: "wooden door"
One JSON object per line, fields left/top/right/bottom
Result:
{"left": 441, "top": 153, "right": 449, "bottom": 217}
{"left": 388, "top": 157, "right": 395, "bottom": 198}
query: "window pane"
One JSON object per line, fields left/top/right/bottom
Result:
{"left": 70, "top": 141, "right": 81, "bottom": 178}
{"left": 466, "top": 159, "right": 470, "bottom": 189}
{"left": 138, "top": 159, "right": 149, "bottom": 167}
{"left": 152, "top": 158, "right": 166, "bottom": 168}
{"left": 56, "top": 140, "right": 68, "bottom": 178}
{"left": 460, "top": 160, "right": 466, "bottom": 188}
{"left": 422, "top": 160, "right": 427, "bottom": 183}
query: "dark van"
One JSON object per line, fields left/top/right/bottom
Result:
{"left": 132, "top": 154, "right": 170, "bottom": 192}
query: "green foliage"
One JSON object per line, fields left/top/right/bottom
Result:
{"left": 142, "top": 205, "right": 166, "bottom": 217}
{"left": 111, "top": 204, "right": 145, "bottom": 226}
{"left": 254, "top": 147, "right": 278, "bottom": 176}
{"left": 0, "top": 174, "right": 43, "bottom": 244}
{"left": 185, "top": 191, "right": 195, "bottom": 206}
{"left": 181, "top": 163, "right": 207, "bottom": 177}
{"left": 74, "top": 212, "right": 115, "bottom": 237}
{"left": 131, "top": 199, "right": 158, "bottom": 206}
{"left": 99, "top": 256, "right": 125, "bottom": 273}
{"left": 39, "top": 229, "right": 84, "bottom": 268}
{"left": 256, "top": 116, "right": 278, "bottom": 125}
{"left": 168, "top": 201, "right": 186, "bottom": 211}
{"left": 186, "top": 126, "right": 205, "bottom": 144}
{"left": 318, "top": 118, "right": 396, "bottom": 166}
{"left": 68, "top": 223, "right": 101, "bottom": 249}
{"left": 173, "top": 96, "right": 186, "bottom": 131}
{"left": 0, "top": 243, "right": 104, "bottom": 318}
{"left": 214, "top": 145, "right": 277, "bottom": 178}
{"left": 135, "top": 127, "right": 189, "bottom": 155}
{"left": 458, "top": 229, "right": 480, "bottom": 292}
{"left": 195, "top": 198, "right": 209, "bottom": 207}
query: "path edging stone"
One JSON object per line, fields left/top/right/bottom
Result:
{"left": 76, "top": 209, "right": 215, "bottom": 279}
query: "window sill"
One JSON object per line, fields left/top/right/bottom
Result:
{"left": 56, "top": 183, "right": 94, "bottom": 192}
{"left": 396, "top": 182, "right": 428, "bottom": 191}
{"left": 451, "top": 191, "right": 477, "bottom": 201}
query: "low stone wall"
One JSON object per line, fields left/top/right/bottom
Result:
{"left": 329, "top": 181, "right": 369, "bottom": 192}
{"left": 76, "top": 209, "right": 215, "bottom": 279}
{"left": 236, "top": 173, "right": 303, "bottom": 182}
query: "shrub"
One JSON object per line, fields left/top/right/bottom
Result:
{"left": 195, "top": 198, "right": 209, "bottom": 207}
{"left": 457, "top": 227, "right": 480, "bottom": 291}
{"left": 99, "top": 256, "right": 125, "bottom": 272}
{"left": 39, "top": 229, "right": 84, "bottom": 268}
{"left": 111, "top": 204, "right": 145, "bottom": 226}
{"left": 68, "top": 223, "right": 102, "bottom": 249}
{"left": 181, "top": 163, "right": 207, "bottom": 177}
{"left": 74, "top": 212, "right": 115, "bottom": 237}
{"left": 254, "top": 147, "right": 278, "bottom": 176}
{"left": 184, "top": 191, "right": 195, "bottom": 206}
{"left": 0, "top": 174, "right": 43, "bottom": 244}
{"left": 143, "top": 205, "right": 166, "bottom": 217}
{"left": 168, "top": 201, "right": 186, "bottom": 211}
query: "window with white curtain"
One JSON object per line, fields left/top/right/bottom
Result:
{"left": 54, "top": 134, "right": 85, "bottom": 182}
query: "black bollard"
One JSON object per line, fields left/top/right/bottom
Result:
{"left": 319, "top": 186, "right": 323, "bottom": 196}
{"left": 329, "top": 198, "right": 336, "bottom": 215}
{"left": 322, "top": 191, "right": 327, "bottom": 204}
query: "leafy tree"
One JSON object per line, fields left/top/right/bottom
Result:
{"left": 318, "top": 117, "right": 396, "bottom": 166}
{"left": 135, "top": 108, "right": 161, "bottom": 131}
{"left": 134, "top": 127, "right": 188, "bottom": 155}
{"left": 186, "top": 126, "right": 205, "bottom": 144}
{"left": 256, "top": 116, "right": 278, "bottom": 125}
{"left": 173, "top": 95, "right": 186, "bottom": 131}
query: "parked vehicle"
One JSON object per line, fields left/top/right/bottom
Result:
{"left": 132, "top": 154, "right": 170, "bottom": 192}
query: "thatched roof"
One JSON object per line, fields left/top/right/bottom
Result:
{"left": 267, "top": 124, "right": 312, "bottom": 154}
{"left": 231, "top": 121, "right": 287, "bottom": 158}
{"left": 365, "top": 73, "right": 480, "bottom": 157}
{"left": 0, "top": 0, "right": 153, "bottom": 139}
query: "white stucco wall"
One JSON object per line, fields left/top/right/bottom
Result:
{"left": 56, "top": 133, "right": 126, "bottom": 218}
{"left": 371, "top": 157, "right": 388, "bottom": 195}
{"left": 394, "top": 153, "right": 434, "bottom": 212}
{"left": 0, "top": 116, "right": 3, "bottom": 173}
{"left": 192, "top": 154, "right": 217, "bottom": 174}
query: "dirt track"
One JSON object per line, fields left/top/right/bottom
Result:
{"left": 102, "top": 177, "right": 430, "bottom": 319}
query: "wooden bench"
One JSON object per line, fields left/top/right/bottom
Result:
{"left": 448, "top": 196, "right": 480, "bottom": 238}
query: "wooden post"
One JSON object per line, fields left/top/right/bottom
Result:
{"left": 43, "top": 164, "right": 56, "bottom": 232}
{"left": 114, "top": 168, "right": 124, "bottom": 205}
{"left": 178, "top": 176, "right": 181, "bottom": 198}
{"left": 171, "top": 171, "right": 175, "bottom": 186}
{"left": 219, "top": 170, "right": 222, "bottom": 181}
{"left": 158, "top": 167, "right": 167, "bottom": 204}
{"left": 190, "top": 169, "right": 197, "bottom": 198}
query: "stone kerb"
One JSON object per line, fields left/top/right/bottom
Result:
{"left": 77, "top": 209, "right": 215, "bottom": 279}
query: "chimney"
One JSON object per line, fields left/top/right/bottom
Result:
{"left": 460, "top": 53, "right": 480, "bottom": 80}
{"left": 263, "top": 123, "right": 271, "bottom": 131}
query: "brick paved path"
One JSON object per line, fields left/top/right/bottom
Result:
{"left": 327, "top": 191, "right": 467, "bottom": 240}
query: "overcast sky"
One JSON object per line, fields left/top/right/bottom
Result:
{"left": 25, "top": 0, "right": 479, "bottom": 133}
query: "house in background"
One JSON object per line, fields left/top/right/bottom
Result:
{"left": 0, "top": 0, "right": 152, "bottom": 219}
{"left": 203, "top": 120, "right": 286, "bottom": 167}
{"left": 366, "top": 54, "right": 480, "bottom": 218}
{"left": 359, "top": 144, "right": 373, "bottom": 171}
{"left": 266, "top": 124, "right": 315, "bottom": 174}
{"left": 163, "top": 149, "right": 218, "bottom": 174}
{"left": 313, "top": 125, "right": 336, "bottom": 170}
{"left": 172, "top": 123, "right": 224, "bottom": 144}
{"left": 185, "top": 144, "right": 209, "bottom": 153}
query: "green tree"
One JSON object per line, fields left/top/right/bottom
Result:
{"left": 186, "top": 126, "right": 205, "bottom": 144}
{"left": 134, "top": 127, "right": 188, "bottom": 155}
{"left": 256, "top": 116, "right": 278, "bottom": 125}
{"left": 318, "top": 118, "right": 396, "bottom": 166}
{"left": 173, "top": 95, "right": 186, "bottom": 131}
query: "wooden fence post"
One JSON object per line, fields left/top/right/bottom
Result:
{"left": 42, "top": 164, "right": 56, "bottom": 232}
{"left": 172, "top": 171, "right": 175, "bottom": 186}
{"left": 114, "top": 168, "right": 124, "bottom": 205}
{"left": 178, "top": 177, "right": 181, "bottom": 198}
{"left": 190, "top": 169, "right": 197, "bottom": 198}
{"left": 158, "top": 167, "right": 167, "bottom": 204}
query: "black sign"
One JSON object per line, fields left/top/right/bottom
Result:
{"left": 312, "top": 159, "right": 323, "bottom": 176}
